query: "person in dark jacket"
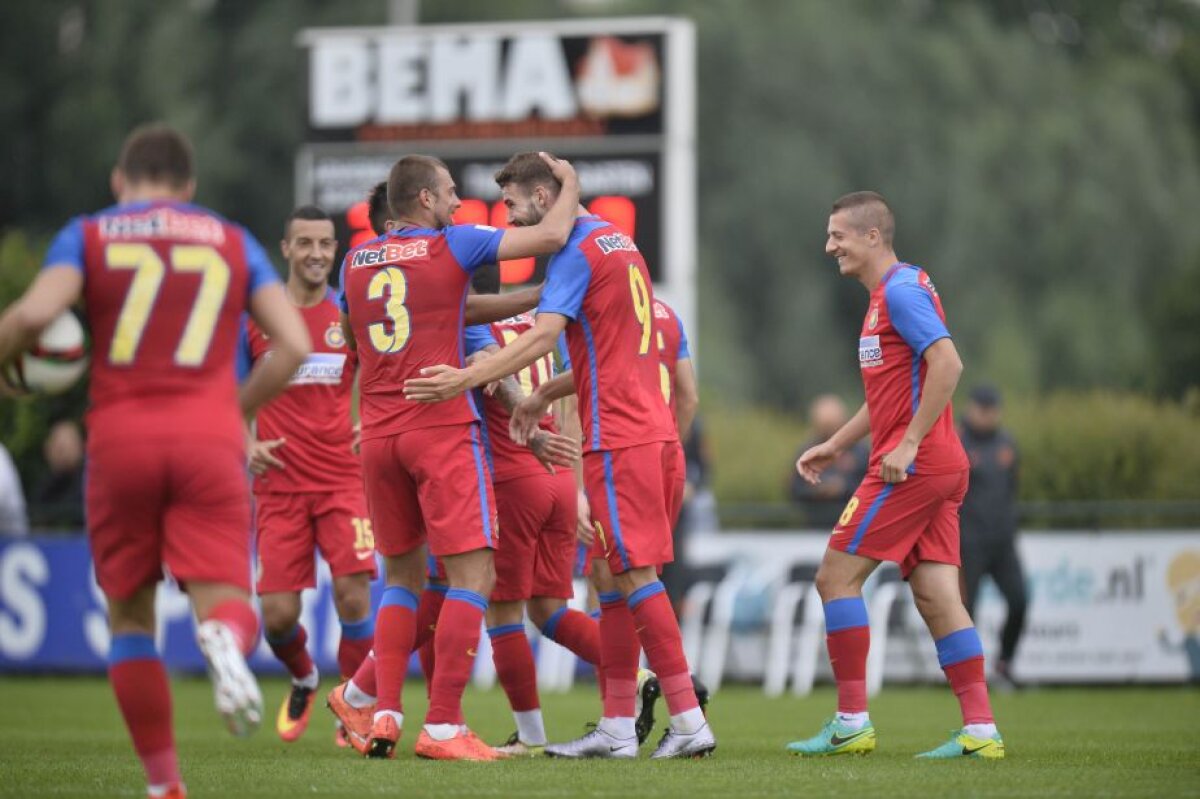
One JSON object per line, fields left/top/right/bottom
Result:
{"left": 959, "top": 385, "right": 1027, "bottom": 689}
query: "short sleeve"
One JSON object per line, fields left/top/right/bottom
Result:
{"left": 885, "top": 280, "right": 949, "bottom": 356}
{"left": 676, "top": 315, "right": 691, "bottom": 359}
{"left": 240, "top": 227, "right": 281, "bottom": 300}
{"left": 44, "top": 218, "right": 86, "bottom": 272}
{"left": 445, "top": 225, "right": 503, "bottom": 272}
{"left": 463, "top": 324, "right": 499, "bottom": 356}
{"left": 557, "top": 332, "right": 572, "bottom": 371}
{"left": 538, "top": 247, "right": 592, "bottom": 320}
{"left": 235, "top": 316, "right": 254, "bottom": 382}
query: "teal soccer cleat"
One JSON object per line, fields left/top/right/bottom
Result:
{"left": 786, "top": 717, "right": 876, "bottom": 756}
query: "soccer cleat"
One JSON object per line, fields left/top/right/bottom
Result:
{"left": 493, "top": 731, "right": 545, "bottom": 758}
{"left": 148, "top": 784, "right": 186, "bottom": 799}
{"left": 635, "top": 668, "right": 660, "bottom": 746}
{"left": 334, "top": 722, "right": 352, "bottom": 748}
{"left": 414, "top": 728, "right": 500, "bottom": 761}
{"left": 786, "top": 717, "right": 876, "bottom": 756}
{"left": 544, "top": 726, "right": 638, "bottom": 759}
{"left": 365, "top": 714, "right": 400, "bottom": 760}
{"left": 915, "top": 729, "right": 1005, "bottom": 760}
{"left": 276, "top": 682, "right": 316, "bottom": 742}
{"left": 692, "top": 673, "right": 711, "bottom": 716}
{"left": 649, "top": 723, "right": 716, "bottom": 759}
{"left": 326, "top": 682, "right": 373, "bottom": 755}
{"left": 196, "top": 620, "right": 263, "bottom": 738}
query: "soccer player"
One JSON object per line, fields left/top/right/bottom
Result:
{"left": 653, "top": 298, "right": 699, "bottom": 444}
{"left": 0, "top": 124, "right": 311, "bottom": 798}
{"left": 404, "top": 152, "right": 716, "bottom": 760}
{"left": 337, "top": 152, "right": 580, "bottom": 761}
{"left": 787, "top": 191, "right": 1004, "bottom": 759}
{"left": 240, "top": 206, "right": 376, "bottom": 745}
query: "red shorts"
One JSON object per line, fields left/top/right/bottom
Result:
{"left": 665, "top": 441, "right": 686, "bottom": 527}
{"left": 585, "top": 441, "right": 684, "bottom": 575}
{"left": 360, "top": 423, "right": 497, "bottom": 559}
{"left": 830, "top": 469, "right": 969, "bottom": 578}
{"left": 254, "top": 489, "right": 377, "bottom": 593}
{"left": 492, "top": 470, "right": 577, "bottom": 602}
{"left": 86, "top": 437, "right": 251, "bottom": 600}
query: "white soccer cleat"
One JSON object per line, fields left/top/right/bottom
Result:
{"left": 649, "top": 723, "right": 716, "bottom": 759}
{"left": 196, "top": 620, "right": 263, "bottom": 737}
{"left": 544, "top": 726, "right": 638, "bottom": 759}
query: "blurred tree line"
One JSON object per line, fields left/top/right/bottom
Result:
{"left": 2, "top": 0, "right": 1199, "bottom": 508}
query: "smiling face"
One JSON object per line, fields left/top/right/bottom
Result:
{"left": 282, "top": 218, "right": 337, "bottom": 291}
{"left": 426, "top": 166, "right": 462, "bottom": 229}
{"left": 499, "top": 182, "right": 549, "bottom": 227}
{"left": 825, "top": 209, "right": 877, "bottom": 279}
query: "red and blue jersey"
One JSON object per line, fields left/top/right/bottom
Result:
{"left": 338, "top": 224, "right": 503, "bottom": 441}
{"left": 859, "top": 263, "right": 967, "bottom": 475}
{"left": 652, "top": 299, "right": 691, "bottom": 421}
{"left": 43, "top": 200, "right": 279, "bottom": 449}
{"left": 239, "top": 292, "right": 361, "bottom": 494}
{"left": 464, "top": 313, "right": 560, "bottom": 483}
{"left": 537, "top": 216, "right": 675, "bottom": 453}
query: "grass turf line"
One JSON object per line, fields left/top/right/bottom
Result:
{"left": 0, "top": 677, "right": 1196, "bottom": 798}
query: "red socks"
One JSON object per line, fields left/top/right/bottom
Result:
{"left": 426, "top": 589, "right": 487, "bottom": 725}
{"left": 205, "top": 598, "right": 259, "bottom": 656}
{"left": 374, "top": 587, "right": 419, "bottom": 714}
{"left": 627, "top": 582, "right": 698, "bottom": 715}
{"left": 540, "top": 606, "right": 601, "bottom": 666}
{"left": 337, "top": 616, "right": 374, "bottom": 680}
{"left": 109, "top": 634, "right": 179, "bottom": 788}
{"left": 415, "top": 585, "right": 447, "bottom": 692}
{"left": 945, "top": 657, "right": 994, "bottom": 724}
{"left": 598, "top": 591, "right": 640, "bottom": 718}
{"left": 827, "top": 627, "right": 870, "bottom": 713}
{"left": 488, "top": 624, "right": 539, "bottom": 712}
{"left": 266, "top": 624, "right": 314, "bottom": 681}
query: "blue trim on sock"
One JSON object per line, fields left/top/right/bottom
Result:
{"left": 446, "top": 587, "right": 488, "bottom": 613}
{"left": 541, "top": 606, "right": 569, "bottom": 640}
{"left": 935, "top": 627, "right": 985, "bottom": 668}
{"left": 486, "top": 623, "right": 526, "bottom": 639}
{"left": 426, "top": 583, "right": 449, "bottom": 595}
{"left": 109, "top": 633, "right": 157, "bottom": 665}
{"left": 627, "top": 581, "right": 666, "bottom": 611}
{"left": 598, "top": 591, "right": 624, "bottom": 607}
{"left": 340, "top": 616, "right": 375, "bottom": 641}
{"left": 380, "top": 586, "right": 419, "bottom": 612}
{"left": 266, "top": 624, "right": 303, "bottom": 646}
{"left": 824, "top": 597, "right": 869, "bottom": 633}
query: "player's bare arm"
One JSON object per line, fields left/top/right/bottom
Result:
{"left": 674, "top": 356, "right": 700, "bottom": 444}
{"left": 879, "top": 337, "right": 962, "bottom": 483}
{"left": 510, "top": 369, "right": 576, "bottom": 444}
{"left": 797, "top": 401, "right": 871, "bottom": 485}
{"left": 464, "top": 285, "right": 540, "bottom": 325}
{"left": 493, "top": 154, "right": 580, "bottom": 261}
{"left": 239, "top": 283, "right": 311, "bottom": 417}
{"left": 0, "top": 265, "right": 83, "bottom": 374}
{"left": 403, "top": 312, "right": 568, "bottom": 403}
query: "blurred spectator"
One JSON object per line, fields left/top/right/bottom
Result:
{"left": 0, "top": 441, "right": 29, "bottom": 536}
{"left": 789, "top": 394, "right": 868, "bottom": 528}
{"left": 959, "top": 384, "right": 1027, "bottom": 690}
{"left": 30, "top": 419, "right": 86, "bottom": 530}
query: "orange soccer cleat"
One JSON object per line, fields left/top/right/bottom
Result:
{"left": 414, "top": 727, "right": 501, "bottom": 761}
{"left": 334, "top": 722, "right": 352, "bottom": 749}
{"left": 326, "top": 682, "right": 373, "bottom": 754}
{"left": 276, "top": 683, "right": 316, "bottom": 743}
{"left": 366, "top": 714, "right": 401, "bottom": 760}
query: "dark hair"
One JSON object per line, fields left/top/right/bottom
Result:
{"left": 494, "top": 152, "right": 561, "bottom": 193}
{"left": 387, "top": 155, "right": 449, "bottom": 218}
{"left": 471, "top": 264, "right": 501, "bottom": 295}
{"left": 367, "top": 181, "right": 390, "bottom": 236}
{"left": 831, "top": 191, "right": 895, "bottom": 245}
{"left": 284, "top": 205, "right": 331, "bottom": 239}
{"left": 116, "top": 123, "right": 194, "bottom": 188}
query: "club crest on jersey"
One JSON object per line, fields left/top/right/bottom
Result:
{"left": 867, "top": 306, "right": 879, "bottom": 330}
{"left": 350, "top": 239, "right": 429, "bottom": 268}
{"left": 325, "top": 323, "right": 346, "bottom": 349}
{"left": 859, "top": 335, "right": 883, "bottom": 368}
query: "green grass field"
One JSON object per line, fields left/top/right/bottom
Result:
{"left": 1, "top": 677, "right": 1197, "bottom": 798}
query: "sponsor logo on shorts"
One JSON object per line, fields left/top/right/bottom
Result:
{"left": 289, "top": 352, "right": 347, "bottom": 385}
{"left": 859, "top": 335, "right": 883, "bottom": 368}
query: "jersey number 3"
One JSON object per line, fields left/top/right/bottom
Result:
{"left": 367, "top": 267, "right": 412, "bottom": 354}
{"left": 106, "top": 243, "right": 230, "bottom": 366}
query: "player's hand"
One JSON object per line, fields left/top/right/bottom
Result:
{"left": 351, "top": 422, "right": 362, "bottom": 455}
{"left": 575, "top": 490, "right": 595, "bottom": 546}
{"left": 510, "top": 393, "right": 551, "bottom": 445}
{"left": 796, "top": 441, "right": 839, "bottom": 485}
{"left": 879, "top": 439, "right": 917, "bottom": 483}
{"left": 404, "top": 364, "right": 471, "bottom": 403}
{"left": 540, "top": 152, "right": 576, "bottom": 184}
{"left": 530, "top": 430, "right": 580, "bottom": 473}
{"left": 248, "top": 437, "right": 286, "bottom": 475}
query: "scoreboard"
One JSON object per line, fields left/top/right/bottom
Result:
{"left": 295, "top": 16, "right": 696, "bottom": 328}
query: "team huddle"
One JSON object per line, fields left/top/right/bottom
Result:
{"left": 0, "top": 124, "right": 1002, "bottom": 799}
